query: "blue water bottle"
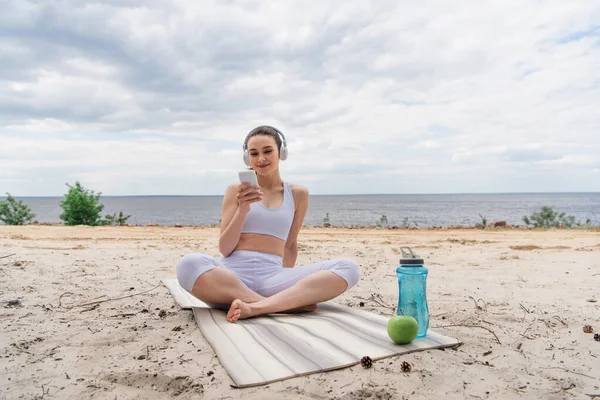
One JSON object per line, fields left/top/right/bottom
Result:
{"left": 396, "top": 247, "right": 429, "bottom": 338}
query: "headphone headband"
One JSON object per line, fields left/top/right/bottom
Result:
{"left": 242, "top": 125, "right": 288, "bottom": 166}
{"left": 243, "top": 125, "right": 286, "bottom": 149}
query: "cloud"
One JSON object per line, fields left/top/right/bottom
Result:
{"left": 1, "top": 0, "right": 599, "bottom": 195}
{"left": 411, "top": 140, "right": 441, "bottom": 150}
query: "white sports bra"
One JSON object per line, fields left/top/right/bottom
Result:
{"left": 240, "top": 182, "right": 295, "bottom": 241}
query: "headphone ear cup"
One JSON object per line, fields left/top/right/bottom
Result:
{"left": 279, "top": 145, "right": 288, "bottom": 161}
{"left": 243, "top": 149, "right": 250, "bottom": 166}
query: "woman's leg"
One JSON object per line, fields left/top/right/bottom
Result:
{"left": 226, "top": 258, "right": 360, "bottom": 322}
{"left": 191, "top": 267, "right": 265, "bottom": 304}
{"left": 176, "top": 253, "right": 264, "bottom": 305}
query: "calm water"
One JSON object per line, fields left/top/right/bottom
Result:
{"left": 3, "top": 193, "right": 599, "bottom": 227}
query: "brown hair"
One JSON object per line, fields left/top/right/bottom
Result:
{"left": 244, "top": 125, "right": 282, "bottom": 154}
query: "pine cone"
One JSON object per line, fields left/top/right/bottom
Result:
{"left": 583, "top": 325, "right": 594, "bottom": 333}
{"left": 401, "top": 361, "right": 412, "bottom": 372}
{"left": 360, "top": 355, "right": 373, "bottom": 368}
{"left": 594, "top": 333, "right": 600, "bottom": 342}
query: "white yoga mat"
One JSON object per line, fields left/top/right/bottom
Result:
{"left": 163, "top": 279, "right": 461, "bottom": 388}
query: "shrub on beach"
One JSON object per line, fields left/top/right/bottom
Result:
{"left": 60, "top": 182, "right": 131, "bottom": 226}
{"left": 522, "top": 206, "right": 591, "bottom": 228}
{"left": 478, "top": 214, "right": 488, "bottom": 229}
{"left": 0, "top": 193, "right": 36, "bottom": 225}
{"left": 375, "top": 214, "right": 388, "bottom": 228}
{"left": 60, "top": 182, "right": 105, "bottom": 226}
{"left": 102, "top": 211, "right": 132, "bottom": 226}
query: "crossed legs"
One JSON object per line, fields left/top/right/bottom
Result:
{"left": 189, "top": 267, "right": 319, "bottom": 317}
{"left": 226, "top": 270, "right": 348, "bottom": 322}
{"left": 190, "top": 266, "right": 265, "bottom": 305}
{"left": 176, "top": 253, "right": 360, "bottom": 323}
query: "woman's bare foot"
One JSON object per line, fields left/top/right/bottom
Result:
{"left": 226, "top": 299, "right": 253, "bottom": 322}
{"left": 226, "top": 300, "right": 317, "bottom": 322}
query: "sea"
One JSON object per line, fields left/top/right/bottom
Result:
{"left": 3, "top": 192, "right": 599, "bottom": 228}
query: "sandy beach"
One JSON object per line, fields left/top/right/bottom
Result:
{"left": 1, "top": 225, "right": 599, "bottom": 399}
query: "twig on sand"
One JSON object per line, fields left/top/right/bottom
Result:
{"left": 0, "top": 254, "right": 16, "bottom": 260}
{"left": 519, "top": 304, "right": 531, "bottom": 313}
{"left": 542, "top": 367, "right": 597, "bottom": 380}
{"left": 433, "top": 324, "right": 502, "bottom": 344}
{"left": 38, "top": 383, "right": 50, "bottom": 398}
{"left": 353, "top": 294, "right": 394, "bottom": 310}
{"left": 61, "top": 284, "right": 161, "bottom": 310}
{"left": 586, "top": 394, "right": 600, "bottom": 399}
{"left": 467, "top": 296, "right": 487, "bottom": 312}
{"left": 372, "top": 293, "right": 394, "bottom": 309}
{"left": 87, "top": 326, "right": 101, "bottom": 334}
{"left": 519, "top": 304, "right": 531, "bottom": 322}
{"left": 80, "top": 304, "right": 99, "bottom": 313}
{"left": 58, "top": 292, "right": 76, "bottom": 308}
{"left": 552, "top": 316, "right": 568, "bottom": 327}
{"left": 551, "top": 383, "right": 576, "bottom": 393}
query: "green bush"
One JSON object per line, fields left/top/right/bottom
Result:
{"left": 478, "top": 214, "right": 488, "bottom": 229}
{"left": 522, "top": 206, "right": 591, "bottom": 228}
{"left": 401, "top": 217, "right": 409, "bottom": 228}
{"left": 0, "top": 193, "right": 36, "bottom": 225}
{"left": 102, "top": 211, "right": 132, "bottom": 226}
{"left": 375, "top": 214, "right": 388, "bottom": 228}
{"left": 322, "top": 213, "right": 331, "bottom": 227}
{"left": 60, "top": 182, "right": 132, "bottom": 226}
{"left": 60, "top": 182, "right": 105, "bottom": 226}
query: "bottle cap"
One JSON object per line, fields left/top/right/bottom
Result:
{"left": 399, "top": 247, "right": 424, "bottom": 265}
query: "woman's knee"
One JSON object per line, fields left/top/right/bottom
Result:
{"left": 334, "top": 258, "right": 360, "bottom": 289}
{"left": 176, "top": 253, "right": 217, "bottom": 293}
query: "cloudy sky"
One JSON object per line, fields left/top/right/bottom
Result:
{"left": 1, "top": 1, "right": 599, "bottom": 196}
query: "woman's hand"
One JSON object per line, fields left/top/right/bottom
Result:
{"left": 237, "top": 183, "right": 263, "bottom": 214}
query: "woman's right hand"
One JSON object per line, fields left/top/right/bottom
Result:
{"left": 236, "top": 183, "right": 263, "bottom": 214}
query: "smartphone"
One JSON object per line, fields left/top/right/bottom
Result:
{"left": 238, "top": 170, "right": 259, "bottom": 193}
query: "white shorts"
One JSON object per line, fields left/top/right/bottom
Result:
{"left": 176, "top": 250, "right": 360, "bottom": 297}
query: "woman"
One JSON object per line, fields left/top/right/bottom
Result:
{"left": 176, "top": 125, "right": 360, "bottom": 322}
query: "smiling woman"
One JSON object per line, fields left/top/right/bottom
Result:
{"left": 175, "top": 125, "right": 360, "bottom": 323}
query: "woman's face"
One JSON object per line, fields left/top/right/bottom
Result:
{"left": 246, "top": 134, "right": 279, "bottom": 173}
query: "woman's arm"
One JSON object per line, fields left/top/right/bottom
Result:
{"left": 219, "top": 183, "right": 262, "bottom": 257}
{"left": 282, "top": 185, "right": 309, "bottom": 268}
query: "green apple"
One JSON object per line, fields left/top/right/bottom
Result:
{"left": 387, "top": 315, "right": 419, "bottom": 344}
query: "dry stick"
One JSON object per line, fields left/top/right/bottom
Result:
{"left": 468, "top": 296, "right": 481, "bottom": 311}
{"left": 477, "top": 298, "right": 488, "bottom": 312}
{"left": 354, "top": 295, "right": 393, "bottom": 310}
{"left": 63, "top": 284, "right": 161, "bottom": 310}
{"left": 0, "top": 253, "right": 16, "bottom": 260}
{"left": 433, "top": 324, "right": 502, "bottom": 344}
{"left": 519, "top": 303, "right": 531, "bottom": 313}
{"left": 552, "top": 383, "right": 576, "bottom": 393}
{"left": 58, "top": 292, "right": 76, "bottom": 308}
{"left": 541, "top": 367, "right": 597, "bottom": 380}
{"left": 372, "top": 293, "right": 394, "bottom": 309}
{"left": 552, "top": 316, "right": 568, "bottom": 327}
{"left": 80, "top": 304, "right": 99, "bottom": 313}
{"left": 371, "top": 297, "right": 394, "bottom": 310}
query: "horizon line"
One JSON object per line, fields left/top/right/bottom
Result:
{"left": 4, "top": 190, "right": 600, "bottom": 198}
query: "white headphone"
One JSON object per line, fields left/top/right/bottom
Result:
{"left": 242, "top": 126, "right": 288, "bottom": 167}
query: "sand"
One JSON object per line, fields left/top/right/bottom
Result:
{"left": 1, "top": 225, "right": 599, "bottom": 399}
